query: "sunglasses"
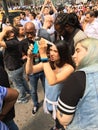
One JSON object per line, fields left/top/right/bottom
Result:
{"left": 25, "top": 31, "right": 36, "bottom": 35}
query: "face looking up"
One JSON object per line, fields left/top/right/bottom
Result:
{"left": 43, "top": 7, "right": 50, "bottom": 15}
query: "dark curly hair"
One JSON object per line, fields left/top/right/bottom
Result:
{"left": 54, "top": 12, "right": 83, "bottom": 30}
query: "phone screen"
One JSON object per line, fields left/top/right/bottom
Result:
{"left": 32, "top": 41, "right": 39, "bottom": 54}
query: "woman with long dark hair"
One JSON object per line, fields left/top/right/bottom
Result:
{"left": 26, "top": 38, "right": 75, "bottom": 130}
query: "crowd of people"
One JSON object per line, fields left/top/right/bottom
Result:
{"left": 0, "top": 0, "right": 98, "bottom": 130}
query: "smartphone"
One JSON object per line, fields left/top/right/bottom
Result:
{"left": 32, "top": 38, "right": 54, "bottom": 54}
{"left": 43, "top": 39, "right": 54, "bottom": 46}
{"left": 32, "top": 41, "right": 39, "bottom": 54}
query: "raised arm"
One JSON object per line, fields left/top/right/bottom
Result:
{"left": 43, "top": 63, "right": 74, "bottom": 85}
{"left": 0, "top": 26, "right": 13, "bottom": 48}
{"left": 0, "top": 28, "right": 7, "bottom": 48}
{"left": 40, "top": 0, "right": 48, "bottom": 15}
{"left": 25, "top": 44, "right": 43, "bottom": 75}
{"left": 49, "top": 0, "right": 57, "bottom": 13}
{"left": 39, "top": 38, "right": 74, "bottom": 85}
{"left": 40, "top": 0, "right": 57, "bottom": 15}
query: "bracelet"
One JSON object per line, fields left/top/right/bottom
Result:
{"left": 41, "top": 58, "right": 48, "bottom": 63}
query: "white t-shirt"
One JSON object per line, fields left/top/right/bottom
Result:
{"left": 84, "top": 19, "right": 98, "bottom": 39}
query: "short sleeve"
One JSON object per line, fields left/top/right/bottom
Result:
{"left": 57, "top": 71, "right": 86, "bottom": 115}
{"left": 0, "top": 86, "right": 7, "bottom": 112}
{"left": 5, "top": 39, "right": 19, "bottom": 49}
{"left": 0, "top": 121, "right": 9, "bottom": 130}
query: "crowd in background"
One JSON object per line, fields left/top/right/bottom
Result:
{"left": 0, "top": 0, "right": 98, "bottom": 130}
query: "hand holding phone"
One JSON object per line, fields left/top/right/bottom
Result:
{"left": 41, "top": 38, "right": 54, "bottom": 46}
{"left": 32, "top": 41, "right": 39, "bottom": 54}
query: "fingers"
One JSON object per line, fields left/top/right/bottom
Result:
{"left": 39, "top": 38, "right": 47, "bottom": 46}
{"left": 2, "top": 26, "right": 13, "bottom": 34}
{"left": 27, "top": 44, "right": 33, "bottom": 55}
{"left": 39, "top": 38, "right": 45, "bottom": 44}
{"left": 29, "top": 44, "right": 33, "bottom": 50}
{"left": 3, "top": 26, "right": 13, "bottom": 32}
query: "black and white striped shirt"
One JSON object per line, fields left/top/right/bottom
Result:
{"left": 57, "top": 71, "right": 86, "bottom": 115}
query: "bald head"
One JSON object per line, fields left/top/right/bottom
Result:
{"left": 44, "top": 15, "right": 54, "bottom": 22}
{"left": 43, "top": 15, "right": 54, "bottom": 29}
{"left": 24, "top": 22, "right": 36, "bottom": 40}
{"left": 24, "top": 22, "right": 35, "bottom": 30}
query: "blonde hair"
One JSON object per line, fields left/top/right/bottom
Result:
{"left": 13, "top": 16, "right": 21, "bottom": 26}
{"left": 76, "top": 38, "right": 98, "bottom": 69}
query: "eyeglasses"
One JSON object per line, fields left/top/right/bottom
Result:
{"left": 25, "top": 31, "right": 36, "bottom": 35}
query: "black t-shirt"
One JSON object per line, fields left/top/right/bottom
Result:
{"left": 20, "top": 38, "right": 34, "bottom": 55}
{"left": 0, "top": 51, "right": 4, "bottom": 68}
{"left": 57, "top": 71, "right": 86, "bottom": 115}
{"left": 4, "top": 38, "right": 23, "bottom": 71}
{"left": 0, "top": 66, "right": 15, "bottom": 123}
{"left": 20, "top": 38, "right": 41, "bottom": 65}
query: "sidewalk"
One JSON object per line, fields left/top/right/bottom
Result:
{"left": 14, "top": 80, "right": 54, "bottom": 130}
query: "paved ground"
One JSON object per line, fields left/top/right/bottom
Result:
{"left": 14, "top": 80, "right": 54, "bottom": 130}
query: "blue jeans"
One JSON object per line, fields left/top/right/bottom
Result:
{"left": 7, "top": 66, "right": 30, "bottom": 100}
{"left": 29, "top": 71, "right": 45, "bottom": 106}
{"left": 5, "top": 120, "right": 19, "bottom": 130}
